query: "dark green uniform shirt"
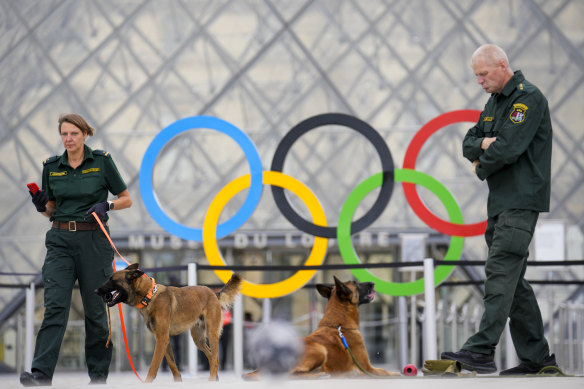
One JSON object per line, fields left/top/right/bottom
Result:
{"left": 462, "top": 70, "right": 552, "bottom": 217}
{"left": 41, "top": 145, "right": 127, "bottom": 222}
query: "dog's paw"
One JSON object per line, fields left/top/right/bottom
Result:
{"left": 289, "top": 372, "right": 330, "bottom": 380}
{"left": 242, "top": 371, "right": 261, "bottom": 381}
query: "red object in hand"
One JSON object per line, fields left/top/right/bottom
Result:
{"left": 27, "top": 182, "right": 40, "bottom": 194}
{"left": 403, "top": 364, "right": 417, "bottom": 376}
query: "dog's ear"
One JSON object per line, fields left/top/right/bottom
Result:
{"left": 316, "top": 284, "right": 333, "bottom": 298}
{"left": 333, "top": 276, "right": 352, "bottom": 301}
{"left": 125, "top": 263, "right": 144, "bottom": 280}
{"left": 127, "top": 263, "right": 140, "bottom": 271}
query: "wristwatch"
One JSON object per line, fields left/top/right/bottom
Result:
{"left": 108, "top": 201, "right": 114, "bottom": 210}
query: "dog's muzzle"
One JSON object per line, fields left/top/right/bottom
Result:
{"left": 103, "top": 291, "right": 115, "bottom": 303}
{"left": 97, "top": 289, "right": 118, "bottom": 304}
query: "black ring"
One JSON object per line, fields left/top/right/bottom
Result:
{"left": 270, "top": 113, "right": 394, "bottom": 238}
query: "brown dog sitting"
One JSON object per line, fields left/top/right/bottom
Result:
{"left": 245, "top": 276, "right": 399, "bottom": 379}
{"left": 95, "top": 263, "right": 242, "bottom": 383}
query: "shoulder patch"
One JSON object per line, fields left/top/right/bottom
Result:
{"left": 93, "top": 149, "right": 112, "bottom": 158}
{"left": 510, "top": 103, "right": 528, "bottom": 124}
{"left": 43, "top": 156, "right": 59, "bottom": 166}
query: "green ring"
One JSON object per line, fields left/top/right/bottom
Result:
{"left": 337, "top": 169, "right": 464, "bottom": 296}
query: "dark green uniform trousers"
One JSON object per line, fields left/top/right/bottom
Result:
{"left": 32, "top": 227, "right": 114, "bottom": 380}
{"left": 463, "top": 209, "right": 550, "bottom": 368}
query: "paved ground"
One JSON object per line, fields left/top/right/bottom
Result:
{"left": 2, "top": 371, "right": 583, "bottom": 389}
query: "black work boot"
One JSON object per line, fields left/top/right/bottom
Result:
{"left": 499, "top": 354, "right": 558, "bottom": 376}
{"left": 440, "top": 349, "right": 497, "bottom": 374}
{"left": 89, "top": 376, "right": 107, "bottom": 385}
{"left": 20, "top": 369, "right": 52, "bottom": 386}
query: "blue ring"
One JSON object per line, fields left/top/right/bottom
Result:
{"left": 139, "top": 116, "right": 263, "bottom": 241}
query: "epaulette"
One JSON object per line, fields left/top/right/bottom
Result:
{"left": 92, "top": 149, "right": 112, "bottom": 158}
{"left": 43, "top": 156, "right": 59, "bottom": 166}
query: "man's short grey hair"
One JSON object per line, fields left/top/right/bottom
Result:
{"left": 471, "top": 44, "right": 510, "bottom": 68}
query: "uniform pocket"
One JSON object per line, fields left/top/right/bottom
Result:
{"left": 92, "top": 228, "right": 113, "bottom": 254}
{"left": 103, "top": 265, "right": 114, "bottom": 278}
{"left": 502, "top": 226, "right": 532, "bottom": 257}
{"left": 497, "top": 210, "right": 538, "bottom": 257}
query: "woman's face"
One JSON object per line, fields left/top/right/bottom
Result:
{"left": 60, "top": 121, "right": 87, "bottom": 154}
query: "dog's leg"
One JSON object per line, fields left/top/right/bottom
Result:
{"left": 346, "top": 336, "right": 401, "bottom": 376}
{"left": 146, "top": 330, "right": 170, "bottom": 383}
{"left": 366, "top": 366, "right": 401, "bottom": 376}
{"left": 205, "top": 307, "right": 222, "bottom": 381}
{"left": 289, "top": 341, "right": 328, "bottom": 378}
{"left": 191, "top": 319, "right": 211, "bottom": 354}
{"left": 190, "top": 320, "right": 220, "bottom": 380}
{"left": 206, "top": 328, "right": 220, "bottom": 381}
{"left": 354, "top": 356, "right": 400, "bottom": 376}
{"left": 164, "top": 342, "right": 182, "bottom": 382}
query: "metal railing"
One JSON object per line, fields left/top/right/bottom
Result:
{"left": 3, "top": 259, "right": 583, "bottom": 376}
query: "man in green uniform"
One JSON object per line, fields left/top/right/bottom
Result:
{"left": 21, "top": 113, "right": 132, "bottom": 386}
{"left": 440, "top": 44, "right": 557, "bottom": 375}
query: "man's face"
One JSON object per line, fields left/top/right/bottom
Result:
{"left": 472, "top": 58, "right": 507, "bottom": 94}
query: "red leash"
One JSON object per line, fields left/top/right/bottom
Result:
{"left": 93, "top": 212, "right": 143, "bottom": 382}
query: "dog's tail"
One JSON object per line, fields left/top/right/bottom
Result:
{"left": 216, "top": 273, "right": 243, "bottom": 310}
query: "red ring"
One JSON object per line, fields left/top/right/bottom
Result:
{"left": 403, "top": 110, "right": 487, "bottom": 237}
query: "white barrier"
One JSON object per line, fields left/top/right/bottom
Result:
{"left": 557, "top": 303, "right": 584, "bottom": 375}
{"left": 187, "top": 262, "right": 198, "bottom": 376}
{"left": 423, "top": 258, "right": 437, "bottom": 360}
{"left": 25, "top": 282, "right": 35, "bottom": 372}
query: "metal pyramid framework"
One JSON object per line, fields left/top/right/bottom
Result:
{"left": 1, "top": 0, "right": 583, "bottom": 311}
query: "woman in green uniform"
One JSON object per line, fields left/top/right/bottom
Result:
{"left": 21, "top": 113, "right": 132, "bottom": 386}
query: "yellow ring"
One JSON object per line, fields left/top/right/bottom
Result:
{"left": 203, "top": 171, "right": 328, "bottom": 298}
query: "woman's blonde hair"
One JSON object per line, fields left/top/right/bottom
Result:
{"left": 58, "top": 113, "right": 94, "bottom": 136}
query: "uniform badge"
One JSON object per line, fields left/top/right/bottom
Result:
{"left": 510, "top": 103, "right": 528, "bottom": 124}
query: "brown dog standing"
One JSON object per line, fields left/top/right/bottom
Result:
{"left": 95, "top": 263, "right": 242, "bottom": 383}
{"left": 246, "top": 276, "right": 399, "bottom": 379}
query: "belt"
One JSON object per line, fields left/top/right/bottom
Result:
{"left": 52, "top": 221, "right": 105, "bottom": 231}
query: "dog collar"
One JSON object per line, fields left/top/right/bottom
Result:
{"left": 136, "top": 277, "right": 157, "bottom": 309}
{"left": 323, "top": 324, "right": 359, "bottom": 331}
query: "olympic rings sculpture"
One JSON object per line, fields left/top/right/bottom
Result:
{"left": 140, "top": 110, "right": 483, "bottom": 298}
